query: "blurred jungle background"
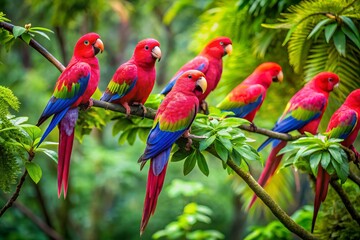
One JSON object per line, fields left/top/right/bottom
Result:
{"left": 1, "top": 0, "right": 359, "bottom": 239}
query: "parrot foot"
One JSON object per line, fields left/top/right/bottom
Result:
{"left": 249, "top": 122, "right": 257, "bottom": 132}
{"left": 183, "top": 130, "right": 193, "bottom": 151}
{"left": 133, "top": 102, "right": 147, "bottom": 118}
{"left": 80, "top": 98, "right": 94, "bottom": 110}
{"left": 122, "top": 102, "right": 131, "bottom": 117}
{"left": 200, "top": 100, "right": 209, "bottom": 115}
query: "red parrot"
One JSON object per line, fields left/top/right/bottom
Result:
{"left": 312, "top": 89, "right": 360, "bottom": 232}
{"left": 100, "top": 38, "right": 161, "bottom": 116}
{"left": 160, "top": 37, "right": 232, "bottom": 111}
{"left": 216, "top": 62, "right": 283, "bottom": 122}
{"left": 138, "top": 70, "right": 207, "bottom": 234}
{"left": 36, "top": 33, "right": 104, "bottom": 198}
{"left": 248, "top": 72, "right": 340, "bottom": 208}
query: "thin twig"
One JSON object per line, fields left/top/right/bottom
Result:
{"left": 0, "top": 21, "right": 65, "bottom": 72}
{"left": 330, "top": 179, "right": 360, "bottom": 226}
{"left": 9, "top": 198, "right": 63, "bottom": 240}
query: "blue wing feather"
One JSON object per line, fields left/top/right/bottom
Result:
{"left": 228, "top": 95, "right": 263, "bottom": 118}
{"left": 100, "top": 77, "right": 138, "bottom": 102}
{"left": 142, "top": 123, "right": 185, "bottom": 160}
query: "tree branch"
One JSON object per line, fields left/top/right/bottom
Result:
{"left": 349, "top": 169, "right": 360, "bottom": 187}
{"left": 5, "top": 197, "right": 63, "bottom": 240}
{"left": 226, "top": 159, "right": 317, "bottom": 240}
{"left": 0, "top": 21, "right": 65, "bottom": 72}
{"left": 330, "top": 179, "right": 360, "bottom": 226}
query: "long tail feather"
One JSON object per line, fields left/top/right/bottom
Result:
{"left": 312, "top": 166, "right": 330, "bottom": 233}
{"left": 248, "top": 141, "right": 287, "bottom": 209}
{"left": 140, "top": 151, "right": 170, "bottom": 235}
{"left": 57, "top": 108, "right": 78, "bottom": 198}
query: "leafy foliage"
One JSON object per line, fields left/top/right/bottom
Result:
{"left": 153, "top": 202, "right": 224, "bottom": 240}
{"left": 280, "top": 133, "right": 349, "bottom": 183}
{"left": 0, "top": 86, "right": 57, "bottom": 190}
{"left": 172, "top": 108, "right": 259, "bottom": 176}
{"left": 315, "top": 180, "right": 360, "bottom": 239}
{"left": 244, "top": 205, "right": 313, "bottom": 239}
{"left": 264, "top": 0, "right": 360, "bottom": 97}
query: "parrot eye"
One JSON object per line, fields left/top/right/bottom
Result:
{"left": 188, "top": 74, "right": 192, "bottom": 79}
{"left": 84, "top": 40, "right": 89, "bottom": 45}
{"left": 220, "top": 41, "right": 224, "bottom": 46}
{"left": 328, "top": 78, "right": 333, "bottom": 82}
{"left": 145, "top": 45, "right": 149, "bottom": 50}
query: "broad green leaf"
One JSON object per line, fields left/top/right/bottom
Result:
{"left": 340, "top": 16, "right": 360, "bottom": 39}
{"left": 309, "top": 153, "right": 322, "bottom": 175}
{"left": 328, "top": 146, "right": 343, "bottom": 164}
{"left": 127, "top": 129, "right": 137, "bottom": 145}
{"left": 21, "top": 32, "right": 31, "bottom": 44}
{"left": 234, "top": 145, "right": 259, "bottom": 161}
{"left": 307, "top": 18, "right": 332, "bottom": 39}
{"left": 218, "top": 136, "right": 232, "bottom": 151}
{"left": 171, "top": 149, "right": 191, "bottom": 162}
{"left": 219, "top": 117, "right": 249, "bottom": 128}
{"left": 214, "top": 140, "right": 228, "bottom": 161}
{"left": 183, "top": 152, "right": 196, "bottom": 175}
{"left": 331, "top": 160, "right": 349, "bottom": 183}
{"left": 199, "top": 135, "right": 216, "bottom": 151}
{"left": 230, "top": 148, "right": 242, "bottom": 166}
{"left": 342, "top": 26, "right": 360, "bottom": 49}
{"left": 333, "top": 29, "right": 346, "bottom": 56}
{"left": 321, "top": 151, "right": 331, "bottom": 169}
{"left": 25, "top": 162, "right": 42, "bottom": 184}
{"left": 196, "top": 151, "right": 209, "bottom": 176}
{"left": 38, "top": 149, "right": 58, "bottom": 163}
{"left": 12, "top": 26, "right": 26, "bottom": 38}
{"left": 29, "top": 27, "right": 54, "bottom": 33}
{"left": 324, "top": 23, "right": 338, "bottom": 43}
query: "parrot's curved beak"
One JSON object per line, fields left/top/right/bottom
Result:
{"left": 152, "top": 46, "right": 162, "bottom": 62}
{"left": 224, "top": 44, "right": 232, "bottom": 56}
{"left": 273, "top": 71, "right": 284, "bottom": 83}
{"left": 196, "top": 76, "right": 207, "bottom": 94}
{"left": 93, "top": 38, "right": 104, "bottom": 55}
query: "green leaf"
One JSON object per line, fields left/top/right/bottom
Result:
{"left": 321, "top": 151, "right": 331, "bottom": 169}
{"left": 332, "top": 160, "right": 349, "bottom": 183}
{"left": 199, "top": 135, "right": 216, "bottom": 151}
{"left": 333, "top": 29, "right": 346, "bottom": 56}
{"left": 219, "top": 117, "right": 249, "bottom": 128}
{"left": 307, "top": 18, "right": 332, "bottom": 39}
{"left": 309, "top": 153, "right": 322, "bottom": 175}
{"left": 196, "top": 151, "right": 209, "bottom": 176}
{"left": 340, "top": 16, "right": 360, "bottom": 39}
{"left": 214, "top": 140, "right": 228, "bottom": 161}
{"left": 328, "top": 146, "right": 342, "bottom": 164}
{"left": 12, "top": 26, "right": 26, "bottom": 38}
{"left": 183, "top": 152, "right": 196, "bottom": 175}
{"left": 37, "top": 149, "right": 58, "bottom": 163}
{"left": 218, "top": 136, "right": 232, "bottom": 151}
{"left": 324, "top": 23, "right": 338, "bottom": 43}
{"left": 31, "top": 30, "right": 50, "bottom": 40}
{"left": 230, "top": 148, "right": 242, "bottom": 166}
{"left": 342, "top": 26, "right": 360, "bottom": 49}
{"left": 172, "top": 149, "right": 191, "bottom": 162}
{"left": 21, "top": 32, "right": 31, "bottom": 44}
{"left": 25, "top": 162, "right": 42, "bottom": 184}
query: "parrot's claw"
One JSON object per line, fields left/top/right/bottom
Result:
{"left": 79, "top": 98, "right": 94, "bottom": 110}
{"left": 183, "top": 130, "right": 193, "bottom": 151}
{"left": 200, "top": 100, "right": 209, "bottom": 115}
{"left": 133, "top": 102, "right": 147, "bottom": 119}
{"left": 249, "top": 122, "right": 257, "bottom": 132}
{"left": 122, "top": 102, "right": 131, "bottom": 118}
